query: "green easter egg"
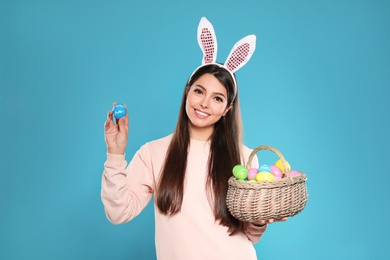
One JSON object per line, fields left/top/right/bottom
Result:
{"left": 232, "top": 165, "right": 248, "bottom": 180}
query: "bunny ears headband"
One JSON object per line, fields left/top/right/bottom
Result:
{"left": 189, "top": 17, "right": 257, "bottom": 100}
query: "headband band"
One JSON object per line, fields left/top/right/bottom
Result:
{"left": 189, "top": 17, "right": 257, "bottom": 100}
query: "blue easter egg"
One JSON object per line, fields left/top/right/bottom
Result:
{"left": 258, "top": 164, "right": 271, "bottom": 172}
{"left": 113, "top": 103, "right": 127, "bottom": 119}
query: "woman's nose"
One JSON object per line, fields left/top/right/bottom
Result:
{"left": 200, "top": 98, "right": 209, "bottom": 108}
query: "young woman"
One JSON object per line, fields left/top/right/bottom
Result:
{"left": 101, "top": 18, "right": 287, "bottom": 259}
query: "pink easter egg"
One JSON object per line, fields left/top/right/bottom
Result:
{"left": 289, "top": 170, "right": 300, "bottom": 177}
{"left": 248, "top": 168, "right": 258, "bottom": 180}
{"left": 270, "top": 165, "right": 283, "bottom": 179}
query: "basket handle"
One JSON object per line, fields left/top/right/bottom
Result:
{"left": 246, "top": 145, "right": 291, "bottom": 177}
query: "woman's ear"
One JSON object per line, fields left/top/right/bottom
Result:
{"left": 223, "top": 103, "right": 233, "bottom": 116}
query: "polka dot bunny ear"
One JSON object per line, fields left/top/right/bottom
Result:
{"left": 197, "top": 17, "right": 218, "bottom": 65}
{"left": 192, "top": 17, "right": 257, "bottom": 100}
{"left": 224, "top": 34, "right": 256, "bottom": 74}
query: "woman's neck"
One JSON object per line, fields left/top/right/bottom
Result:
{"left": 188, "top": 124, "right": 214, "bottom": 141}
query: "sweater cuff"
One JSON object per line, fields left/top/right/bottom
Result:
{"left": 105, "top": 153, "right": 127, "bottom": 168}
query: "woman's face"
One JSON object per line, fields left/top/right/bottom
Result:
{"left": 185, "top": 73, "right": 232, "bottom": 140}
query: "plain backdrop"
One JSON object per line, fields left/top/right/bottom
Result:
{"left": 1, "top": 0, "right": 389, "bottom": 259}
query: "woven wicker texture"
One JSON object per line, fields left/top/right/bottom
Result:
{"left": 226, "top": 145, "right": 308, "bottom": 222}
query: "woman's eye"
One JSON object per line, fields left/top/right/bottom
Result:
{"left": 194, "top": 89, "right": 203, "bottom": 95}
{"left": 214, "top": 96, "right": 224, "bottom": 102}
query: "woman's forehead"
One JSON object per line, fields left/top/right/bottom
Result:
{"left": 191, "top": 74, "right": 227, "bottom": 94}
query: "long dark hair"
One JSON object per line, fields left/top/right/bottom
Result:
{"left": 156, "top": 64, "right": 244, "bottom": 235}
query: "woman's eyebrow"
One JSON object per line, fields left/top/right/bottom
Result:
{"left": 195, "top": 84, "right": 206, "bottom": 91}
{"left": 195, "top": 84, "right": 227, "bottom": 99}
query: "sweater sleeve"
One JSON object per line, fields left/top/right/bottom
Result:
{"left": 101, "top": 144, "right": 155, "bottom": 224}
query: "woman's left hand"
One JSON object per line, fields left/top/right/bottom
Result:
{"left": 244, "top": 217, "right": 288, "bottom": 244}
{"left": 252, "top": 217, "right": 288, "bottom": 226}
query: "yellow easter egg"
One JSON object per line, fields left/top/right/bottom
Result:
{"left": 248, "top": 179, "right": 257, "bottom": 183}
{"left": 275, "top": 159, "right": 290, "bottom": 173}
{"left": 256, "top": 171, "right": 275, "bottom": 182}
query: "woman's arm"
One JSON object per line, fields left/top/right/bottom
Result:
{"left": 101, "top": 103, "right": 153, "bottom": 224}
{"left": 244, "top": 221, "right": 268, "bottom": 244}
{"left": 244, "top": 218, "right": 288, "bottom": 244}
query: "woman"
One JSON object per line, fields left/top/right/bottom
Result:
{"left": 101, "top": 17, "right": 286, "bottom": 260}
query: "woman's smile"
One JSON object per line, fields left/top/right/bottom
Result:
{"left": 194, "top": 108, "right": 210, "bottom": 119}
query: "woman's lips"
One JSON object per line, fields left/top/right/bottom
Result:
{"left": 194, "top": 109, "right": 210, "bottom": 119}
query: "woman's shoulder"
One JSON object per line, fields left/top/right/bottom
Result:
{"left": 146, "top": 133, "right": 173, "bottom": 147}
{"left": 134, "top": 134, "right": 173, "bottom": 163}
{"left": 140, "top": 133, "right": 173, "bottom": 153}
{"left": 240, "top": 143, "right": 258, "bottom": 168}
{"left": 240, "top": 143, "right": 253, "bottom": 155}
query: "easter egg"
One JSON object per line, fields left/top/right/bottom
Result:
{"left": 247, "top": 168, "right": 258, "bottom": 180}
{"left": 258, "top": 164, "right": 271, "bottom": 172}
{"left": 248, "top": 179, "right": 257, "bottom": 183}
{"left": 256, "top": 171, "right": 275, "bottom": 182}
{"left": 275, "top": 159, "right": 290, "bottom": 173}
{"left": 232, "top": 165, "right": 248, "bottom": 180}
{"left": 289, "top": 170, "right": 300, "bottom": 177}
{"left": 270, "top": 165, "right": 283, "bottom": 179}
{"left": 112, "top": 103, "right": 127, "bottom": 119}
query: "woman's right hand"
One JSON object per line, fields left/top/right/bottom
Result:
{"left": 104, "top": 102, "right": 129, "bottom": 155}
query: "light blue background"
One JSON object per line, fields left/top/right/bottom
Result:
{"left": 1, "top": 0, "right": 389, "bottom": 259}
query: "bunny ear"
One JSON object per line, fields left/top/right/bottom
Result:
{"left": 197, "top": 17, "right": 218, "bottom": 64}
{"left": 224, "top": 35, "right": 256, "bottom": 73}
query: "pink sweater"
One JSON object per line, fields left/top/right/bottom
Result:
{"left": 101, "top": 134, "right": 259, "bottom": 260}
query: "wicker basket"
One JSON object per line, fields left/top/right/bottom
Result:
{"left": 226, "top": 145, "right": 308, "bottom": 222}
